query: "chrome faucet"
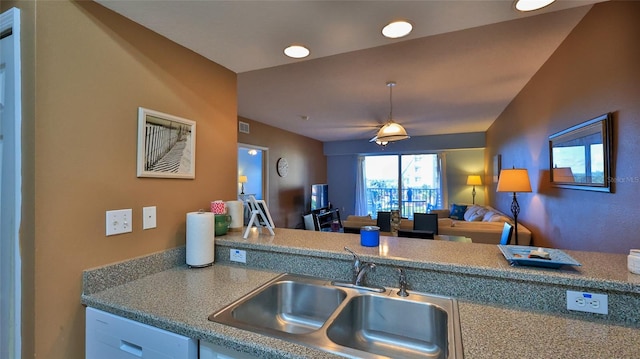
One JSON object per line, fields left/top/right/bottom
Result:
{"left": 334, "top": 247, "right": 385, "bottom": 293}
{"left": 355, "top": 262, "right": 376, "bottom": 286}
{"left": 397, "top": 268, "right": 409, "bottom": 297}
{"left": 344, "top": 247, "right": 361, "bottom": 284}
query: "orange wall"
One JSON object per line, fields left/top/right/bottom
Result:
{"left": 238, "top": 117, "right": 327, "bottom": 228}
{"left": 13, "top": 1, "right": 238, "bottom": 358}
{"left": 487, "top": 1, "right": 640, "bottom": 253}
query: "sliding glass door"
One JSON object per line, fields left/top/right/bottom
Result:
{"left": 363, "top": 155, "right": 399, "bottom": 215}
{"left": 363, "top": 154, "right": 441, "bottom": 219}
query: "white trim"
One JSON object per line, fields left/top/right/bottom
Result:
{"left": 0, "top": 7, "right": 22, "bottom": 359}
{"left": 238, "top": 143, "right": 269, "bottom": 205}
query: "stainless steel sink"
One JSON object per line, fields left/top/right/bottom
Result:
{"left": 209, "top": 273, "right": 463, "bottom": 358}
{"left": 211, "top": 276, "right": 347, "bottom": 334}
{"left": 326, "top": 294, "right": 452, "bottom": 359}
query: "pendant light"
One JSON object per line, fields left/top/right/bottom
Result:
{"left": 372, "top": 81, "right": 410, "bottom": 145}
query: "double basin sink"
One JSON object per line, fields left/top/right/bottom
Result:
{"left": 209, "top": 273, "right": 463, "bottom": 358}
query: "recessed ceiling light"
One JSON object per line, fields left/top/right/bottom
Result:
{"left": 284, "top": 45, "right": 310, "bottom": 59}
{"left": 514, "top": 0, "right": 555, "bottom": 12}
{"left": 382, "top": 20, "right": 413, "bottom": 39}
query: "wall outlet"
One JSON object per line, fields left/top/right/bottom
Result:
{"left": 230, "top": 249, "right": 247, "bottom": 263}
{"left": 106, "top": 209, "right": 133, "bottom": 236}
{"left": 566, "top": 290, "right": 608, "bottom": 315}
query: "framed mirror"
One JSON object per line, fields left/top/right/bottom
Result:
{"left": 549, "top": 113, "right": 612, "bottom": 192}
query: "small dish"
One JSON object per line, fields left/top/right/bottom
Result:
{"left": 498, "top": 245, "right": 582, "bottom": 269}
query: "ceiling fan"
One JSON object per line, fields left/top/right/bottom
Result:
{"left": 369, "top": 81, "right": 410, "bottom": 146}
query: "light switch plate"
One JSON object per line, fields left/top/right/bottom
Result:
{"left": 143, "top": 206, "right": 157, "bottom": 230}
{"left": 106, "top": 209, "right": 133, "bottom": 236}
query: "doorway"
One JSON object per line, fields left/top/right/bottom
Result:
{"left": 238, "top": 144, "right": 268, "bottom": 202}
{"left": 1, "top": 7, "right": 22, "bottom": 359}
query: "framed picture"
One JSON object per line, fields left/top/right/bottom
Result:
{"left": 137, "top": 107, "right": 196, "bottom": 179}
{"left": 493, "top": 154, "right": 502, "bottom": 183}
{"left": 244, "top": 195, "right": 275, "bottom": 238}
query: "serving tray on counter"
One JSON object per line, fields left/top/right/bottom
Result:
{"left": 498, "top": 245, "right": 582, "bottom": 269}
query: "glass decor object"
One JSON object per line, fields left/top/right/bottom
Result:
{"left": 390, "top": 210, "right": 401, "bottom": 235}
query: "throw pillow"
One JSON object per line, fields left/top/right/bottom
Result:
{"left": 463, "top": 205, "right": 481, "bottom": 221}
{"left": 449, "top": 204, "right": 467, "bottom": 220}
{"left": 464, "top": 205, "right": 488, "bottom": 221}
{"left": 482, "top": 210, "right": 497, "bottom": 222}
{"left": 469, "top": 213, "right": 485, "bottom": 221}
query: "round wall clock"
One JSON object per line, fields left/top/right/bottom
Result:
{"left": 276, "top": 157, "right": 289, "bottom": 177}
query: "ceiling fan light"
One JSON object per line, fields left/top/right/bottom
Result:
{"left": 284, "top": 45, "right": 310, "bottom": 59}
{"left": 514, "top": 0, "right": 555, "bottom": 12}
{"left": 376, "top": 122, "right": 410, "bottom": 142}
{"left": 382, "top": 20, "right": 413, "bottom": 39}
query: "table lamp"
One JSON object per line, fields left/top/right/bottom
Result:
{"left": 238, "top": 175, "right": 248, "bottom": 195}
{"left": 496, "top": 168, "right": 532, "bottom": 245}
{"left": 466, "top": 175, "right": 482, "bottom": 204}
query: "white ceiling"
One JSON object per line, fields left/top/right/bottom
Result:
{"left": 96, "top": 0, "right": 605, "bottom": 142}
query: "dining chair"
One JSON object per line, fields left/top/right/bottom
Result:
{"left": 398, "top": 229, "right": 434, "bottom": 239}
{"left": 343, "top": 226, "right": 360, "bottom": 234}
{"left": 500, "top": 222, "right": 514, "bottom": 245}
{"left": 413, "top": 213, "right": 438, "bottom": 235}
{"left": 376, "top": 211, "right": 391, "bottom": 232}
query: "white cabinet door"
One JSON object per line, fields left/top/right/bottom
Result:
{"left": 86, "top": 307, "right": 197, "bottom": 359}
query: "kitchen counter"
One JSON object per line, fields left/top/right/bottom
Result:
{"left": 82, "top": 228, "right": 640, "bottom": 358}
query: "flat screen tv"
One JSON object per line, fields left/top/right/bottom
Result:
{"left": 311, "top": 184, "right": 328, "bottom": 211}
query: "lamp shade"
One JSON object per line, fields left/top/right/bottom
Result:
{"left": 238, "top": 175, "right": 248, "bottom": 183}
{"left": 552, "top": 167, "right": 574, "bottom": 182}
{"left": 496, "top": 168, "right": 532, "bottom": 193}
{"left": 376, "top": 122, "right": 410, "bottom": 142}
{"left": 466, "top": 175, "right": 482, "bottom": 186}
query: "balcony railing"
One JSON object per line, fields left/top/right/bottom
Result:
{"left": 366, "top": 187, "right": 441, "bottom": 220}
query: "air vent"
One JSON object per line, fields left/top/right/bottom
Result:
{"left": 238, "top": 121, "right": 250, "bottom": 134}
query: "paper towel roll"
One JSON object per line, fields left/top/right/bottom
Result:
{"left": 225, "top": 200, "right": 244, "bottom": 231}
{"left": 186, "top": 211, "right": 215, "bottom": 267}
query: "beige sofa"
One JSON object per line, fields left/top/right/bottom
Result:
{"left": 342, "top": 204, "right": 532, "bottom": 245}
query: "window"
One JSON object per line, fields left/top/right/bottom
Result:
{"left": 362, "top": 154, "right": 442, "bottom": 219}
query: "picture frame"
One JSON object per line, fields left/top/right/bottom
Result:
{"left": 493, "top": 154, "right": 502, "bottom": 183}
{"left": 244, "top": 195, "right": 275, "bottom": 238}
{"left": 254, "top": 198, "right": 275, "bottom": 229}
{"left": 137, "top": 107, "right": 196, "bottom": 179}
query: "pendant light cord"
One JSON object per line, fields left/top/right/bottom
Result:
{"left": 387, "top": 81, "right": 396, "bottom": 123}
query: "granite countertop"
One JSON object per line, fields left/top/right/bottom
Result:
{"left": 217, "top": 228, "right": 640, "bottom": 293}
{"left": 82, "top": 227, "right": 640, "bottom": 358}
{"left": 83, "top": 262, "right": 640, "bottom": 358}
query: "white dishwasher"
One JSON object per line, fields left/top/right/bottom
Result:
{"left": 199, "top": 341, "right": 261, "bottom": 359}
{"left": 86, "top": 307, "right": 197, "bottom": 359}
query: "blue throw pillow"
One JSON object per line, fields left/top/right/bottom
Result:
{"left": 450, "top": 204, "right": 468, "bottom": 220}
